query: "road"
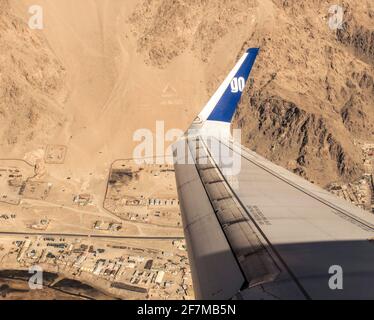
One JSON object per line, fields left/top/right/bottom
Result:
{"left": 0, "top": 230, "right": 184, "bottom": 240}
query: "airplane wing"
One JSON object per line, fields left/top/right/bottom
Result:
{"left": 173, "top": 48, "right": 374, "bottom": 300}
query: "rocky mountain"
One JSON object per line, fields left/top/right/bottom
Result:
{"left": 233, "top": 0, "right": 374, "bottom": 187}
{"left": 0, "top": 0, "right": 67, "bottom": 154}
{"left": 1, "top": 0, "right": 373, "bottom": 200}
{"left": 129, "top": 0, "right": 374, "bottom": 189}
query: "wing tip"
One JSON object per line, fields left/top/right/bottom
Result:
{"left": 247, "top": 47, "right": 260, "bottom": 54}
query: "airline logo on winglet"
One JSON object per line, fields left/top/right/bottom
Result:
{"left": 230, "top": 77, "right": 246, "bottom": 93}
{"left": 206, "top": 48, "right": 259, "bottom": 123}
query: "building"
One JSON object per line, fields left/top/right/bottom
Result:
{"left": 155, "top": 271, "right": 165, "bottom": 285}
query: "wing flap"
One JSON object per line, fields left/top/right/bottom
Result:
{"left": 175, "top": 159, "right": 245, "bottom": 300}
{"left": 175, "top": 137, "right": 284, "bottom": 297}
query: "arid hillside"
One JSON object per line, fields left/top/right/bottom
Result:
{"left": 129, "top": 0, "right": 374, "bottom": 190}
{"left": 233, "top": 0, "right": 374, "bottom": 188}
{"left": 0, "top": 0, "right": 67, "bottom": 155}
{"left": 1, "top": 0, "right": 373, "bottom": 202}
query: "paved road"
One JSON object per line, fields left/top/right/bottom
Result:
{"left": 0, "top": 231, "right": 184, "bottom": 240}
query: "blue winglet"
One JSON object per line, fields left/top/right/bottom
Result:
{"left": 207, "top": 48, "right": 259, "bottom": 123}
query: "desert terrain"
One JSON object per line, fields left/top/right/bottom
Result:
{"left": 0, "top": 0, "right": 373, "bottom": 299}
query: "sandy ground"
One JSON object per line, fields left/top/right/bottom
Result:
{"left": 10, "top": 0, "right": 204, "bottom": 163}
{"left": 0, "top": 0, "right": 372, "bottom": 300}
{"left": 4, "top": 0, "right": 372, "bottom": 191}
{"left": 0, "top": 0, "right": 280, "bottom": 234}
